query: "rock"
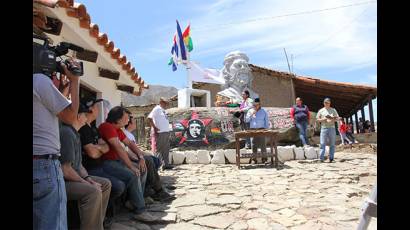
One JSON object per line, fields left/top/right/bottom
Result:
{"left": 164, "top": 223, "right": 206, "bottom": 230}
{"left": 270, "top": 222, "right": 287, "bottom": 230}
{"left": 172, "top": 192, "right": 207, "bottom": 207}
{"left": 304, "top": 147, "right": 317, "bottom": 159}
{"left": 211, "top": 150, "right": 226, "bottom": 164}
{"left": 294, "top": 147, "right": 305, "bottom": 160}
{"left": 178, "top": 205, "right": 230, "bottom": 221}
{"left": 192, "top": 214, "right": 236, "bottom": 229}
{"left": 197, "top": 150, "right": 211, "bottom": 164}
{"left": 224, "top": 149, "right": 237, "bottom": 164}
{"left": 172, "top": 151, "right": 185, "bottom": 164}
{"left": 207, "top": 195, "right": 242, "bottom": 206}
{"left": 185, "top": 151, "right": 198, "bottom": 164}
{"left": 247, "top": 218, "right": 270, "bottom": 230}
{"left": 229, "top": 221, "right": 248, "bottom": 230}
{"left": 277, "top": 146, "right": 295, "bottom": 162}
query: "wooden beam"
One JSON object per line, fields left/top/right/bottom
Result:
{"left": 116, "top": 83, "right": 134, "bottom": 94}
{"left": 294, "top": 85, "right": 365, "bottom": 101}
{"left": 42, "top": 16, "right": 63, "bottom": 36}
{"left": 361, "top": 107, "right": 366, "bottom": 121}
{"left": 368, "top": 96, "right": 375, "bottom": 132}
{"left": 98, "top": 67, "right": 119, "bottom": 80}
{"left": 355, "top": 112, "right": 359, "bottom": 134}
{"left": 75, "top": 49, "right": 98, "bottom": 63}
{"left": 295, "top": 94, "right": 356, "bottom": 112}
{"left": 293, "top": 80, "right": 377, "bottom": 95}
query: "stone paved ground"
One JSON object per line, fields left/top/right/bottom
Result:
{"left": 111, "top": 151, "right": 377, "bottom": 230}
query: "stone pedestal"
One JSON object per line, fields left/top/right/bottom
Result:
{"left": 178, "top": 88, "right": 211, "bottom": 108}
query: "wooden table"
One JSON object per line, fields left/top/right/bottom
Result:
{"left": 234, "top": 129, "right": 279, "bottom": 169}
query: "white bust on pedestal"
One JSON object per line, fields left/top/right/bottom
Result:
{"left": 217, "top": 51, "right": 259, "bottom": 104}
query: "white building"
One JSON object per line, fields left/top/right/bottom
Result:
{"left": 34, "top": 0, "right": 148, "bottom": 125}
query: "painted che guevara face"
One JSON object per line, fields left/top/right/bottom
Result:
{"left": 189, "top": 121, "right": 202, "bottom": 139}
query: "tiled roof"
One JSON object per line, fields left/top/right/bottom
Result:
{"left": 250, "top": 63, "right": 377, "bottom": 91}
{"left": 33, "top": 0, "right": 149, "bottom": 95}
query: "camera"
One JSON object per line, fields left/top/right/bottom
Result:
{"left": 33, "top": 34, "right": 84, "bottom": 77}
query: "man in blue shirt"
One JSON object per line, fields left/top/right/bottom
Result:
{"left": 245, "top": 98, "right": 270, "bottom": 163}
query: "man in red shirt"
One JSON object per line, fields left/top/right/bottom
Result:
{"left": 98, "top": 106, "right": 156, "bottom": 222}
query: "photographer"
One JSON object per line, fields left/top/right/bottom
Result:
{"left": 33, "top": 59, "right": 81, "bottom": 230}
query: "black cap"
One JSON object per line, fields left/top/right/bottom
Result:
{"left": 83, "top": 98, "right": 104, "bottom": 108}
{"left": 254, "top": 98, "right": 260, "bottom": 103}
{"left": 78, "top": 103, "right": 91, "bottom": 114}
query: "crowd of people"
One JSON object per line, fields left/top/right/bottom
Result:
{"left": 33, "top": 65, "right": 176, "bottom": 230}
{"left": 232, "top": 91, "right": 363, "bottom": 164}
{"left": 34, "top": 60, "right": 369, "bottom": 229}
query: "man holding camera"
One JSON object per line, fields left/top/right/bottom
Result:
{"left": 33, "top": 61, "right": 81, "bottom": 230}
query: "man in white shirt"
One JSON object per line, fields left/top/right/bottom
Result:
{"left": 147, "top": 97, "right": 173, "bottom": 170}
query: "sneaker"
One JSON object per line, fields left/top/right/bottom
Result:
{"left": 165, "top": 185, "right": 177, "bottom": 190}
{"left": 329, "top": 159, "right": 334, "bottom": 163}
{"left": 320, "top": 159, "right": 324, "bottom": 163}
{"left": 246, "top": 145, "right": 252, "bottom": 149}
{"left": 144, "top": 196, "right": 155, "bottom": 205}
{"left": 151, "top": 190, "right": 176, "bottom": 202}
{"left": 133, "top": 212, "right": 158, "bottom": 222}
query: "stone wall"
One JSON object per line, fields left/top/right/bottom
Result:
{"left": 169, "top": 145, "right": 321, "bottom": 165}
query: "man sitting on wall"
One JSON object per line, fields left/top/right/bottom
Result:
{"left": 98, "top": 106, "right": 157, "bottom": 222}
{"left": 123, "top": 112, "right": 175, "bottom": 202}
{"left": 59, "top": 104, "right": 112, "bottom": 230}
{"left": 79, "top": 98, "right": 126, "bottom": 227}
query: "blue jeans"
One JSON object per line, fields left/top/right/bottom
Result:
{"left": 295, "top": 120, "right": 309, "bottom": 145}
{"left": 33, "top": 159, "right": 67, "bottom": 230}
{"left": 320, "top": 127, "right": 336, "bottom": 161}
{"left": 102, "top": 160, "right": 146, "bottom": 214}
{"left": 240, "top": 121, "right": 251, "bottom": 147}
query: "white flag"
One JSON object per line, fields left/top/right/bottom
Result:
{"left": 188, "top": 61, "right": 225, "bottom": 85}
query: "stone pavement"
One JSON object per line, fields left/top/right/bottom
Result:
{"left": 111, "top": 151, "right": 377, "bottom": 230}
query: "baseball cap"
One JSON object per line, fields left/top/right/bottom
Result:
{"left": 159, "top": 97, "right": 169, "bottom": 104}
{"left": 323, "top": 98, "right": 331, "bottom": 103}
{"left": 78, "top": 103, "right": 91, "bottom": 114}
{"left": 83, "top": 98, "right": 104, "bottom": 108}
{"left": 253, "top": 98, "right": 261, "bottom": 104}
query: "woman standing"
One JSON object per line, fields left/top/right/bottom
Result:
{"left": 290, "top": 97, "right": 310, "bottom": 146}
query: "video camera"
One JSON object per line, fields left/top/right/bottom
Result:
{"left": 33, "top": 34, "right": 84, "bottom": 77}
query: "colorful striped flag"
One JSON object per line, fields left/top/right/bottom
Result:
{"left": 169, "top": 20, "right": 193, "bottom": 71}
{"left": 182, "top": 24, "right": 193, "bottom": 52}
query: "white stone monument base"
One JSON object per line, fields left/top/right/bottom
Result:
{"left": 178, "top": 88, "right": 211, "bottom": 108}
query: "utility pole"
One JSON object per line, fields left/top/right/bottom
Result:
{"left": 284, "top": 48, "right": 296, "bottom": 104}
{"left": 283, "top": 48, "right": 292, "bottom": 74}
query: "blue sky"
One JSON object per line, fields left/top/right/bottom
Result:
{"left": 79, "top": 0, "right": 377, "bottom": 121}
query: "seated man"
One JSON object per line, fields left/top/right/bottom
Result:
{"left": 79, "top": 98, "right": 126, "bottom": 227}
{"left": 98, "top": 106, "right": 156, "bottom": 222}
{"left": 59, "top": 104, "right": 112, "bottom": 230}
{"left": 123, "top": 113, "right": 175, "bottom": 201}
{"left": 245, "top": 98, "right": 270, "bottom": 163}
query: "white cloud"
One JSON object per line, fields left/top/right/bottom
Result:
{"left": 189, "top": 0, "right": 376, "bottom": 71}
